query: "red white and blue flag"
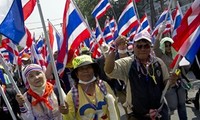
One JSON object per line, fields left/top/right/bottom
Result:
{"left": 48, "top": 21, "right": 63, "bottom": 53}
{"left": 172, "top": 3, "right": 183, "bottom": 37}
{"left": 137, "top": 14, "right": 151, "bottom": 34}
{"left": 57, "top": 0, "right": 91, "bottom": 74}
{"left": 91, "top": 0, "right": 111, "bottom": 19}
{"left": 1, "top": 36, "right": 19, "bottom": 64}
{"left": 172, "top": 0, "right": 200, "bottom": 52}
{"left": 22, "top": 0, "right": 37, "bottom": 20}
{"left": 0, "top": 0, "right": 26, "bottom": 46}
{"left": 118, "top": 0, "right": 139, "bottom": 36}
{"left": 152, "top": 9, "right": 172, "bottom": 36}
{"left": 103, "top": 17, "right": 114, "bottom": 44}
{"left": 179, "top": 27, "right": 200, "bottom": 64}
{"left": 170, "top": 0, "right": 200, "bottom": 68}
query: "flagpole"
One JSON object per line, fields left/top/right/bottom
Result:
{"left": 95, "top": 18, "right": 107, "bottom": 57}
{"left": 157, "top": 0, "right": 173, "bottom": 41}
{"left": 176, "top": 1, "right": 183, "bottom": 17}
{"left": 36, "top": 0, "right": 64, "bottom": 105}
{"left": 0, "top": 56, "right": 28, "bottom": 109}
{"left": 0, "top": 85, "right": 17, "bottom": 120}
{"left": 160, "top": 55, "right": 182, "bottom": 103}
{"left": 71, "top": 0, "right": 107, "bottom": 57}
{"left": 71, "top": 0, "right": 93, "bottom": 33}
{"left": 132, "top": 0, "right": 140, "bottom": 20}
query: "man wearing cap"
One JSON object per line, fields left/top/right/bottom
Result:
{"left": 104, "top": 31, "right": 178, "bottom": 120}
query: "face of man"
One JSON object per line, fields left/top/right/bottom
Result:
{"left": 133, "top": 39, "right": 151, "bottom": 61}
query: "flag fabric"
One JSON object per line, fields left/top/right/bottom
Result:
{"left": 137, "top": 14, "right": 151, "bottom": 33}
{"left": 91, "top": 21, "right": 105, "bottom": 59}
{"left": 179, "top": 26, "right": 200, "bottom": 64}
{"left": 36, "top": 37, "right": 48, "bottom": 64}
{"left": 1, "top": 36, "right": 19, "bottom": 64}
{"left": 57, "top": 0, "right": 91, "bottom": 74}
{"left": 118, "top": 0, "right": 139, "bottom": 36}
{"left": 48, "top": 21, "right": 63, "bottom": 53}
{"left": 0, "top": 0, "right": 26, "bottom": 45}
{"left": 172, "top": 4, "right": 183, "bottom": 37}
{"left": 31, "top": 37, "right": 47, "bottom": 71}
{"left": 91, "top": 0, "right": 111, "bottom": 19}
{"left": 103, "top": 17, "right": 114, "bottom": 44}
{"left": 22, "top": 0, "right": 37, "bottom": 20}
{"left": 109, "top": 17, "right": 118, "bottom": 40}
{"left": 127, "top": 25, "right": 138, "bottom": 41}
{"left": 172, "top": 0, "right": 200, "bottom": 51}
{"left": 151, "top": 9, "right": 172, "bottom": 36}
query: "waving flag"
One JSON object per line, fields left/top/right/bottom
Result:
{"left": 103, "top": 17, "right": 114, "bottom": 44}
{"left": 172, "top": 0, "right": 200, "bottom": 51}
{"left": 152, "top": 9, "right": 173, "bottom": 37}
{"left": 91, "top": 0, "right": 111, "bottom": 19}
{"left": 0, "top": 0, "right": 26, "bottom": 45}
{"left": 48, "top": 21, "right": 63, "bottom": 53}
{"left": 137, "top": 14, "right": 151, "bottom": 33}
{"left": 172, "top": 3, "right": 183, "bottom": 37}
{"left": 22, "top": 0, "right": 37, "bottom": 20}
{"left": 118, "top": 0, "right": 139, "bottom": 36}
{"left": 109, "top": 17, "right": 118, "bottom": 40}
{"left": 1, "top": 36, "right": 19, "bottom": 64}
{"left": 181, "top": 27, "right": 200, "bottom": 63}
{"left": 57, "top": 0, "right": 91, "bottom": 74}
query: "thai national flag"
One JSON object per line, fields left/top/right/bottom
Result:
{"left": 103, "top": 17, "right": 114, "bottom": 44}
{"left": 179, "top": 27, "right": 200, "bottom": 64}
{"left": 172, "top": 4, "right": 183, "bottom": 37}
{"left": 48, "top": 21, "right": 63, "bottom": 53}
{"left": 109, "top": 17, "right": 118, "bottom": 40}
{"left": 0, "top": 0, "right": 26, "bottom": 46}
{"left": 31, "top": 38, "right": 47, "bottom": 71}
{"left": 152, "top": 9, "right": 172, "bottom": 36}
{"left": 172, "top": 0, "right": 200, "bottom": 51}
{"left": 22, "top": 0, "right": 37, "bottom": 20}
{"left": 1, "top": 36, "right": 19, "bottom": 64}
{"left": 118, "top": 0, "right": 139, "bottom": 36}
{"left": 137, "top": 14, "right": 151, "bottom": 33}
{"left": 91, "top": 22, "right": 104, "bottom": 59}
{"left": 91, "top": 0, "right": 111, "bottom": 19}
{"left": 57, "top": 0, "right": 91, "bottom": 74}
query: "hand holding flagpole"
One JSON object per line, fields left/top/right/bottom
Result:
{"left": 36, "top": 0, "right": 65, "bottom": 105}
{"left": 0, "top": 56, "right": 29, "bottom": 110}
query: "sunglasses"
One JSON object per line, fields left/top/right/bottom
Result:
{"left": 136, "top": 44, "right": 151, "bottom": 49}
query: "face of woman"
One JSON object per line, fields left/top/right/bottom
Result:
{"left": 76, "top": 64, "right": 94, "bottom": 81}
{"left": 27, "top": 71, "right": 46, "bottom": 87}
{"left": 164, "top": 41, "right": 172, "bottom": 53}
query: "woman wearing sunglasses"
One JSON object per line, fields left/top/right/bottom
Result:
{"left": 104, "top": 31, "right": 178, "bottom": 120}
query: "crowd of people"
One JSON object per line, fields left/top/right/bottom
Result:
{"left": 0, "top": 26, "right": 199, "bottom": 120}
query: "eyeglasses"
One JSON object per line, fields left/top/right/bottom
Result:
{"left": 136, "top": 44, "right": 151, "bottom": 49}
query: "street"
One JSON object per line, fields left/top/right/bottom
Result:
{"left": 171, "top": 87, "right": 200, "bottom": 120}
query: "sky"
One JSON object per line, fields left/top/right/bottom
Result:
{"left": 25, "top": 0, "right": 66, "bottom": 38}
